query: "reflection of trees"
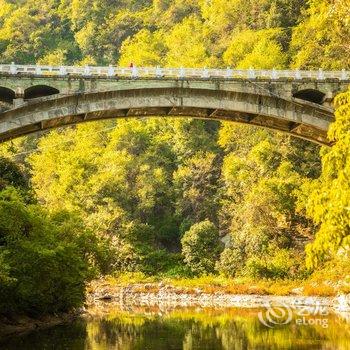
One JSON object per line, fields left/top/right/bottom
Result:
{"left": 1, "top": 320, "right": 88, "bottom": 350}
{"left": 86, "top": 316, "right": 188, "bottom": 349}
{"left": 8, "top": 307, "right": 348, "bottom": 350}
{"left": 83, "top": 308, "right": 350, "bottom": 350}
{"left": 183, "top": 322, "right": 224, "bottom": 350}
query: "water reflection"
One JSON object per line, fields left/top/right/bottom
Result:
{"left": 2, "top": 304, "right": 350, "bottom": 349}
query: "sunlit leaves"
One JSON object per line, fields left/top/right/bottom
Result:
{"left": 119, "top": 29, "right": 166, "bottom": 67}
{"left": 291, "top": 0, "right": 350, "bottom": 69}
{"left": 223, "top": 29, "right": 287, "bottom": 69}
{"left": 300, "top": 90, "right": 350, "bottom": 268}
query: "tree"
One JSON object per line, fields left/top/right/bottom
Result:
{"left": 0, "top": 156, "right": 29, "bottom": 193}
{"left": 0, "top": 0, "right": 78, "bottom": 64}
{"left": 174, "top": 152, "right": 221, "bottom": 226}
{"left": 298, "top": 89, "right": 350, "bottom": 268}
{"left": 218, "top": 122, "right": 319, "bottom": 277}
{"left": 0, "top": 188, "right": 97, "bottom": 315}
{"left": 164, "top": 16, "right": 215, "bottom": 67}
{"left": 181, "top": 220, "right": 223, "bottom": 275}
{"left": 291, "top": 0, "right": 350, "bottom": 69}
{"left": 119, "top": 29, "right": 166, "bottom": 67}
{"left": 223, "top": 29, "right": 287, "bottom": 69}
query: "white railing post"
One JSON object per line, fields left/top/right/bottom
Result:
{"left": 59, "top": 66, "right": 66, "bottom": 76}
{"left": 108, "top": 65, "right": 115, "bottom": 77}
{"left": 84, "top": 66, "right": 91, "bottom": 76}
{"left": 272, "top": 69, "right": 278, "bottom": 80}
{"left": 317, "top": 68, "right": 325, "bottom": 80}
{"left": 248, "top": 68, "right": 255, "bottom": 79}
{"left": 202, "top": 68, "right": 209, "bottom": 78}
{"left": 178, "top": 67, "right": 185, "bottom": 79}
{"left": 9, "top": 62, "right": 17, "bottom": 75}
{"left": 225, "top": 67, "right": 233, "bottom": 78}
{"left": 131, "top": 65, "right": 138, "bottom": 78}
{"left": 35, "top": 65, "right": 41, "bottom": 75}
{"left": 156, "top": 66, "right": 163, "bottom": 78}
{"left": 295, "top": 69, "right": 301, "bottom": 80}
{"left": 341, "top": 69, "right": 348, "bottom": 80}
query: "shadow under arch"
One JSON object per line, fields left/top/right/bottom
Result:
{"left": 0, "top": 86, "right": 15, "bottom": 104}
{"left": 24, "top": 85, "right": 60, "bottom": 100}
{"left": 293, "top": 89, "right": 326, "bottom": 104}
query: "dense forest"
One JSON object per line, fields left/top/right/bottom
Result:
{"left": 0, "top": 0, "right": 349, "bottom": 316}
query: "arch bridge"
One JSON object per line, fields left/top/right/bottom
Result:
{"left": 0, "top": 64, "right": 349, "bottom": 145}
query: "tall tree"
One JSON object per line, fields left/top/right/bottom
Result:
{"left": 298, "top": 90, "right": 350, "bottom": 268}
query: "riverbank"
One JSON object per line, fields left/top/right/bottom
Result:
{"left": 87, "top": 277, "right": 350, "bottom": 312}
{"left": 2, "top": 274, "right": 349, "bottom": 340}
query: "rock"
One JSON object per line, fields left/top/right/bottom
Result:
{"left": 291, "top": 287, "right": 304, "bottom": 295}
{"left": 335, "top": 294, "right": 350, "bottom": 311}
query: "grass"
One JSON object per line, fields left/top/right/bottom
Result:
{"left": 100, "top": 273, "right": 307, "bottom": 296}
{"left": 95, "top": 258, "right": 350, "bottom": 297}
{"left": 97, "top": 268, "right": 350, "bottom": 297}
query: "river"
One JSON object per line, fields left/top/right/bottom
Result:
{"left": 1, "top": 304, "right": 350, "bottom": 349}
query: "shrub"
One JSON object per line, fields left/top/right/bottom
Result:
{"left": 216, "top": 246, "right": 246, "bottom": 277}
{"left": 244, "top": 249, "right": 302, "bottom": 280}
{"left": 140, "top": 250, "right": 183, "bottom": 276}
{"left": 162, "top": 264, "right": 194, "bottom": 278}
{"left": 0, "top": 188, "right": 97, "bottom": 316}
{"left": 181, "top": 220, "right": 224, "bottom": 275}
{"left": 0, "top": 156, "right": 29, "bottom": 192}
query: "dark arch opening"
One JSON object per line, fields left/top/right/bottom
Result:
{"left": 0, "top": 86, "right": 15, "bottom": 103}
{"left": 293, "top": 89, "right": 325, "bottom": 104}
{"left": 24, "top": 85, "right": 60, "bottom": 100}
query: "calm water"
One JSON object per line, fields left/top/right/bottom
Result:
{"left": 1, "top": 304, "right": 350, "bottom": 350}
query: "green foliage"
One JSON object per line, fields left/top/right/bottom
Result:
{"left": 0, "top": 0, "right": 346, "bottom": 308}
{"left": 299, "top": 90, "right": 350, "bottom": 269}
{"left": 291, "top": 0, "right": 350, "bottom": 69}
{"left": 119, "top": 29, "right": 166, "bottom": 67}
{"left": 161, "top": 263, "right": 194, "bottom": 278}
{"left": 217, "top": 123, "right": 319, "bottom": 278}
{"left": 0, "top": 188, "right": 96, "bottom": 315}
{"left": 245, "top": 248, "right": 302, "bottom": 279}
{"left": 223, "top": 29, "right": 287, "bottom": 69}
{"left": 140, "top": 251, "right": 184, "bottom": 276}
{"left": 181, "top": 220, "right": 224, "bottom": 275}
{"left": 0, "top": 0, "right": 311, "bottom": 67}
{"left": 174, "top": 151, "right": 221, "bottom": 224}
{"left": 215, "top": 246, "right": 245, "bottom": 278}
{"left": 164, "top": 15, "right": 214, "bottom": 67}
{"left": 0, "top": 156, "right": 29, "bottom": 193}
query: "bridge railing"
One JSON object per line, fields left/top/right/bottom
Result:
{"left": 0, "top": 64, "right": 349, "bottom": 81}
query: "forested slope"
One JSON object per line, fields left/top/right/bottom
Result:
{"left": 0, "top": 0, "right": 349, "bottom": 315}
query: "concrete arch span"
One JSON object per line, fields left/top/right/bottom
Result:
{"left": 0, "top": 85, "right": 334, "bottom": 145}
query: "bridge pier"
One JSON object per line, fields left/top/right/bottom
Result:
{"left": 13, "top": 98, "right": 26, "bottom": 108}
